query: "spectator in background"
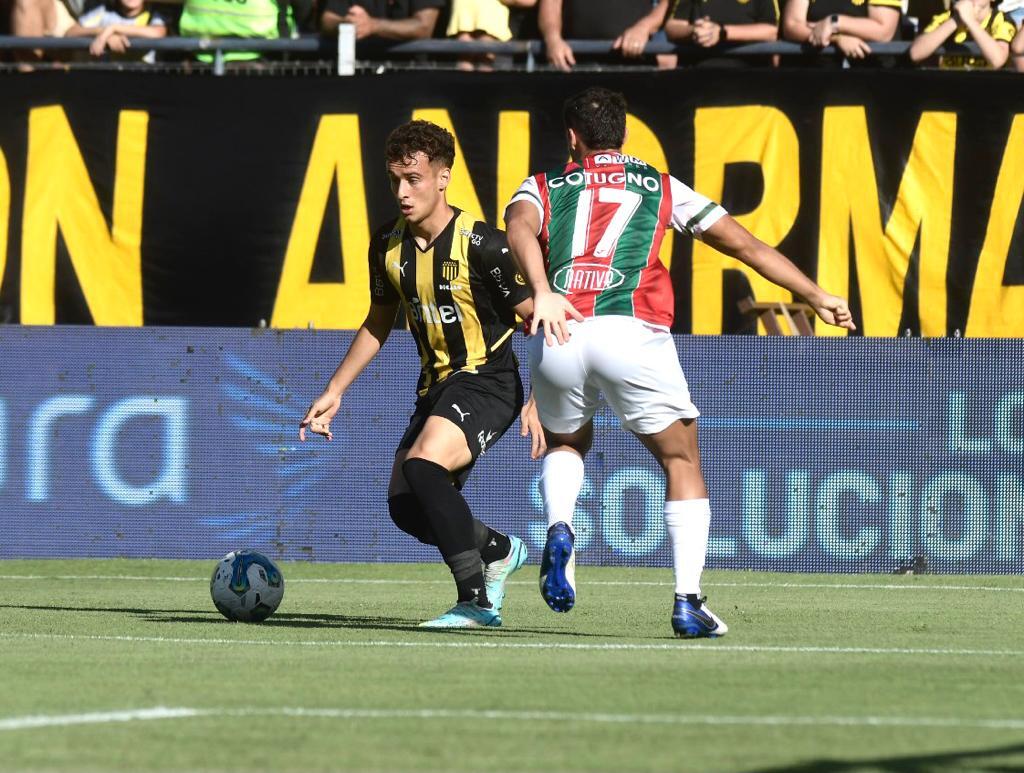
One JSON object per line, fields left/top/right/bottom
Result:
{"left": 539, "top": 0, "right": 670, "bottom": 70}
{"left": 781, "top": 0, "right": 900, "bottom": 64}
{"left": 665, "top": 0, "right": 778, "bottom": 66}
{"left": 64, "top": 0, "right": 165, "bottom": 59}
{"left": 320, "top": 0, "right": 442, "bottom": 44}
{"left": 1012, "top": 21, "right": 1024, "bottom": 67}
{"left": 179, "top": 0, "right": 312, "bottom": 62}
{"left": 447, "top": 0, "right": 537, "bottom": 70}
{"left": 1000, "top": 0, "right": 1024, "bottom": 27}
{"left": 10, "top": 0, "right": 87, "bottom": 59}
{"left": 909, "top": 0, "right": 1013, "bottom": 67}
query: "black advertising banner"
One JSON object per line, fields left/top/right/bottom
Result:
{"left": 0, "top": 69, "right": 1021, "bottom": 335}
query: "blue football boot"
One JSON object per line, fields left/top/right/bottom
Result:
{"left": 672, "top": 594, "right": 728, "bottom": 638}
{"left": 419, "top": 600, "right": 502, "bottom": 629}
{"left": 539, "top": 522, "right": 576, "bottom": 612}
{"left": 484, "top": 535, "right": 528, "bottom": 613}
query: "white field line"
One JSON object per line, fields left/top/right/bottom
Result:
{"left": 2, "top": 575, "right": 1022, "bottom": 593}
{"left": 3, "top": 706, "right": 1024, "bottom": 733}
{"left": 0, "top": 632, "right": 1020, "bottom": 658}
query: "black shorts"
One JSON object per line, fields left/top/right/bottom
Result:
{"left": 397, "top": 366, "right": 524, "bottom": 489}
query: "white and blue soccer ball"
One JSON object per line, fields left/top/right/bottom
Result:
{"left": 210, "top": 549, "right": 285, "bottom": 622}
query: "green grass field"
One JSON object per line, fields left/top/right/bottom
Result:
{"left": 2, "top": 559, "right": 1023, "bottom": 773}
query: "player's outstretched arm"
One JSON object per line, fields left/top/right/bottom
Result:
{"left": 506, "top": 201, "right": 584, "bottom": 346}
{"left": 702, "top": 214, "right": 856, "bottom": 331}
{"left": 299, "top": 301, "right": 400, "bottom": 441}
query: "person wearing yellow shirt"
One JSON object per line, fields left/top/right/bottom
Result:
{"left": 909, "top": 0, "right": 1015, "bottom": 68}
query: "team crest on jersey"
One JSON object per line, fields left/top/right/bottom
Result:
{"left": 441, "top": 259, "right": 460, "bottom": 282}
{"left": 552, "top": 263, "right": 626, "bottom": 295}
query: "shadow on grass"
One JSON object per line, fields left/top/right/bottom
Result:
{"left": 746, "top": 740, "right": 1024, "bottom": 773}
{"left": 1, "top": 603, "right": 627, "bottom": 639}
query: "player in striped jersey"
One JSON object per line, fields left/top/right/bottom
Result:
{"left": 300, "top": 120, "right": 539, "bottom": 629}
{"left": 505, "top": 87, "right": 855, "bottom": 638}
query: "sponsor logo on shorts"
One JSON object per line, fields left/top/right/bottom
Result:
{"left": 552, "top": 263, "right": 626, "bottom": 294}
{"left": 478, "top": 428, "right": 496, "bottom": 453}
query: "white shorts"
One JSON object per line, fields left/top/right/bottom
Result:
{"left": 527, "top": 315, "right": 700, "bottom": 436}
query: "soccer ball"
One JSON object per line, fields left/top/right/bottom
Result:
{"left": 210, "top": 550, "right": 285, "bottom": 622}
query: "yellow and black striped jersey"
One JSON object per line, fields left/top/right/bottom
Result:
{"left": 369, "top": 208, "right": 531, "bottom": 396}
{"left": 805, "top": 0, "right": 901, "bottom": 23}
{"left": 924, "top": 10, "right": 1016, "bottom": 68}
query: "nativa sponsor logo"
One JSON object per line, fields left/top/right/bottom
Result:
{"left": 548, "top": 170, "right": 660, "bottom": 192}
{"left": 552, "top": 263, "right": 626, "bottom": 294}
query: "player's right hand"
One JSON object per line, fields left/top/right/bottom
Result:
{"left": 299, "top": 392, "right": 342, "bottom": 441}
{"left": 531, "top": 290, "right": 585, "bottom": 346}
{"left": 545, "top": 36, "right": 576, "bottom": 71}
{"left": 520, "top": 393, "right": 547, "bottom": 460}
{"left": 812, "top": 294, "right": 856, "bottom": 331}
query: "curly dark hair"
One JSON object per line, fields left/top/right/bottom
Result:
{"left": 562, "top": 87, "right": 627, "bottom": 151}
{"left": 385, "top": 120, "right": 456, "bottom": 169}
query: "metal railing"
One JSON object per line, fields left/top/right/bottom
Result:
{"left": 0, "top": 32, "right": 989, "bottom": 75}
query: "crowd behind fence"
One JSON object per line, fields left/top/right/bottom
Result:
{"left": 1, "top": 0, "right": 1023, "bottom": 71}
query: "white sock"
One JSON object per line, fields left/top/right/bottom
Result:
{"left": 664, "top": 499, "right": 711, "bottom": 596}
{"left": 540, "top": 450, "right": 585, "bottom": 531}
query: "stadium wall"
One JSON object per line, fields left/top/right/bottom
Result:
{"left": 1, "top": 326, "right": 1021, "bottom": 574}
{"left": 0, "top": 70, "right": 1022, "bottom": 335}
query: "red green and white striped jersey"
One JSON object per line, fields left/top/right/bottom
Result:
{"left": 509, "top": 152, "right": 725, "bottom": 328}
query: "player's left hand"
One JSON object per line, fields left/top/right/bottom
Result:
{"left": 834, "top": 35, "right": 870, "bottom": 58}
{"left": 520, "top": 393, "right": 547, "bottom": 460}
{"left": 344, "top": 5, "right": 377, "bottom": 39}
{"left": 692, "top": 17, "right": 722, "bottom": 47}
{"left": 812, "top": 293, "right": 856, "bottom": 331}
{"left": 299, "top": 391, "right": 342, "bottom": 441}
{"left": 613, "top": 21, "right": 651, "bottom": 58}
{"left": 808, "top": 17, "right": 834, "bottom": 46}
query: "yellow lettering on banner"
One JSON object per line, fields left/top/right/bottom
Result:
{"left": 497, "top": 111, "right": 530, "bottom": 226}
{"left": 272, "top": 115, "right": 370, "bottom": 329}
{"left": 412, "top": 109, "right": 484, "bottom": 222}
{"left": 966, "top": 115, "right": 1024, "bottom": 337}
{"left": 692, "top": 107, "right": 799, "bottom": 334}
{"left": 0, "top": 149, "right": 8, "bottom": 289}
{"left": 818, "top": 108, "right": 955, "bottom": 337}
{"left": 623, "top": 113, "right": 673, "bottom": 269}
{"left": 22, "top": 107, "right": 147, "bottom": 325}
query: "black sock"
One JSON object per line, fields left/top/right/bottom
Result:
{"left": 403, "top": 458, "right": 491, "bottom": 608}
{"left": 476, "top": 522, "right": 512, "bottom": 564}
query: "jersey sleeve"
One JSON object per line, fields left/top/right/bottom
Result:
{"left": 668, "top": 175, "right": 727, "bottom": 239}
{"left": 504, "top": 176, "right": 545, "bottom": 236}
{"left": 478, "top": 229, "right": 531, "bottom": 308}
{"left": 923, "top": 10, "right": 950, "bottom": 31}
{"left": 991, "top": 11, "right": 1016, "bottom": 42}
{"left": 368, "top": 240, "right": 399, "bottom": 306}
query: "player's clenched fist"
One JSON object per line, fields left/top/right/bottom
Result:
{"left": 812, "top": 293, "right": 856, "bottom": 331}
